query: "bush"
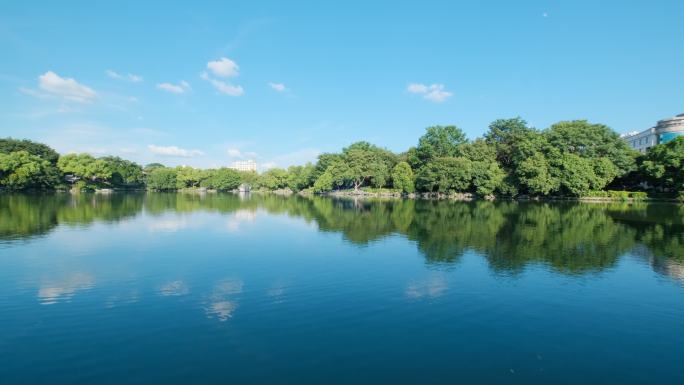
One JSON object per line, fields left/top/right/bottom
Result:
{"left": 583, "top": 190, "right": 648, "bottom": 200}
{"left": 607, "top": 190, "right": 630, "bottom": 200}
{"left": 630, "top": 192, "right": 648, "bottom": 200}
{"left": 584, "top": 190, "right": 608, "bottom": 198}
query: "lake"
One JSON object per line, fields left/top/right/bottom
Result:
{"left": 1, "top": 193, "right": 683, "bottom": 384}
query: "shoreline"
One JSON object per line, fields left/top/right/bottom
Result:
{"left": 2, "top": 187, "right": 681, "bottom": 203}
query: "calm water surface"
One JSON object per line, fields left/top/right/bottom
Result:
{"left": 1, "top": 193, "right": 683, "bottom": 384}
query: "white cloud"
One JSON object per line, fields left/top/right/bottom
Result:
{"left": 210, "top": 79, "right": 244, "bottom": 96}
{"left": 259, "top": 148, "right": 320, "bottom": 171}
{"left": 106, "top": 70, "right": 123, "bottom": 80}
{"left": 107, "top": 70, "right": 141, "bottom": 82}
{"left": 227, "top": 148, "right": 243, "bottom": 158}
{"left": 407, "top": 83, "right": 453, "bottom": 103}
{"left": 148, "top": 144, "right": 203, "bottom": 157}
{"left": 37, "top": 71, "right": 97, "bottom": 103}
{"left": 268, "top": 82, "right": 286, "bottom": 92}
{"left": 261, "top": 161, "right": 277, "bottom": 170}
{"left": 207, "top": 57, "right": 239, "bottom": 77}
{"left": 407, "top": 83, "right": 428, "bottom": 94}
{"left": 157, "top": 81, "right": 190, "bottom": 94}
{"left": 201, "top": 71, "right": 244, "bottom": 96}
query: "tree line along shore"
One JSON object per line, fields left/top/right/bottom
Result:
{"left": 1, "top": 118, "right": 683, "bottom": 200}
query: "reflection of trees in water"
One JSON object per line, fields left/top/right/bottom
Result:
{"left": 2, "top": 192, "right": 683, "bottom": 279}
{"left": 0, "top": 193, "right": 144, "bottom": 241}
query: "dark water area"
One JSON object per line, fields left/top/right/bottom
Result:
{"left": 1, "top": 192, "right": 683, "bottom": 384}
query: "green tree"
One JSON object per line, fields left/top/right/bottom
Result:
{"left": 558, "top": 153, "right": 598, "bottom": 196}
{"left": 516, "top": 152, "right": 560, "bottom": 195}
{"left": 144, "top": 163, "right": 165, "bottom": 173}
{"left": 471, "top": 160, "right": 504, "bottom": 196}
{"left": 338, "top": 141, "right": 395, "bottom": 191}
{"left": 484, "top": 118, "right": 542, "bottom": 167}
{"left": 0, "top": 138, "right": 60, "bottom": 164}
{"left": 313, "top": 170, "right": 334, "bottom": 193}
{"left": 100, "top": 156, "right": 144, "bottom": 187}
{"left": 287, "top": 163, "right": 315, "bottom": 192}
{"left": 416, "top": 157, "right": 472, "bottom": 193}
{"left": 544, "top": 120, "right": 636, "bottom": 177}
{"left": 202, "top": 168, "right": 241, "bottom": 190}
{"left": 261, "top": 168, "right": 289, "bottom": 190}
{"left": 0, "top": 151, "right": 59, "bottom": 189}
{"left": 57, "top": 153, "right": 113, "bottom": 186}
{"left": 312, "top": 153, "right": 343, "bottom": 181}
{"left": 146, "top": 167, "right": 177, "bottom": 191}
{"left": 175, "top": 166, "right": 206, "bottom": 189}
{"left": 641, "top": 136, "right": 684, "bottom": 193}
{"left": 391, "top": 161, "right": 415, "bottom": 193}
{"left": 238, "top": 171, "right": 260, "bottom": 188}
{"left": 415, "top": 125, "right": 467, "bottom": 166}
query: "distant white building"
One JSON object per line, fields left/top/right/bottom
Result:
{"left": 230, "top": 160, "right": 257, "bottom": 172}
{"left": 621, "top": 113, "right": 684, "bottom": 153}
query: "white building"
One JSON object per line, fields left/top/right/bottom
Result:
{"left": 622, "top": 113, "right": 684, "bottom": 153}
{"left": 229, "top": 160, "right": 257, "bottom": 172}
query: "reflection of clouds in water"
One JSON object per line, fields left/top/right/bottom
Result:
{"left": 652, "top": 259, "right": 684, "bottom": 282}
{"left": 267, "top": 279, "right": 290, "bottom": 303}
{"left": 205, "top": 278, "right": 243, "bottom": 322}
{"left": 38, "top": 273, "right": 95, "bottom": 305}
{"left": 105, "top": 289, "right": 139, "bottom": 308}
{"left": 214, "top": 279, "right": 243, "bottom": 296}
{"left": 148, "top": 217, "right": 190, "bottom": 232}
{"left": 226, "top": 209, "right": 257, "bottom": 232}
{"left": 206, "top": 300, "right": 238, "bottom": 321}
{"left": 406, "top": 275, "right": 447, "bottom": 300}
{"left": 158, "top": 280, "right": 189, "bottom": 296}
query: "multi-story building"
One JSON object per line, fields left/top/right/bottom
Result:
{"left": 621, "top": 113, "right": 684, "bottom": 153}
{"left": 230, "top": 160, "right": 257, "bottom": 172}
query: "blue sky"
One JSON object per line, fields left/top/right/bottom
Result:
{"left": 1, "top": 0, "right": 683, "bottom": 169}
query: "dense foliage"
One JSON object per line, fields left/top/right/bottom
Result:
{"left": 1, "top": 119, "right": 682, "bottom": 198}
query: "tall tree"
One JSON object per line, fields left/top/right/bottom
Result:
{"left": 0, "top": 138, "right": 60, "bottom": 164}
{"left": 175, "top": 166, "right": 206, "bottom": 189}
{"left": 146, "top": 167, "right": 177, "bottom": 191}
{"left": 484, "top": 117, "right": 543, "bottom": 168}
{"left": 391, "top": 162, "right": 415, "bottom": 193}
{"left": 416, "top": 157, "right": 472, "bottom": 193}
{"left": 544, "top": 120, "right": 636, "bottom": 176}
{"left": 641, "top": 137, "right": 684, "bottom": 193}
{"left": 261, "top": 168, "right": 289, "bottom": 190}
{"left": 338, "top": 141, "right": 395, "bottom": 191}
{"left": 415, "top": 126, "right": 467, "bottom": 166}
{"left": 202, "top": 168, "right": 241, "bottom": 191}
{"left": 100, "top": 156, "right": 144, "bottom": 187}
{"left": 287, "top": 163, "right": 315, "bottom": 192}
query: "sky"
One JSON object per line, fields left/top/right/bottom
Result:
{"left": 1, "top": 0, "right": 683, "bottom": 169}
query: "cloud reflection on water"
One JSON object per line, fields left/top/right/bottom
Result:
{"left": 405, "top": 275, "right": 447, "bottom": 300}
{"left": 38, "top": 273, "right": 95, "bottom": 305}
{"left": 158, "top": 280, "right": 189, "bottom": 296}
{"left": 205, "top": 278, "right": 243, "bottom": 321}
